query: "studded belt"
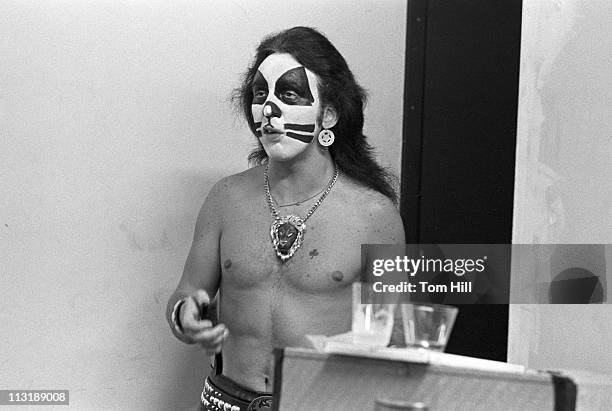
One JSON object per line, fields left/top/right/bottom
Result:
{"left": 201, "top": 375, "right": 273, "bottom": 411}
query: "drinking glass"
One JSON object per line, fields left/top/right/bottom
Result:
{"left": 351, "top": 282, "right": 395, "bottom": 346}
{"left": 401, "top": 303, "right": 458, "bottom": 351}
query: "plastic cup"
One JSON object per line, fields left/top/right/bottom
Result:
{"left": 351, "top": 282, "right": 395, "bottom": 346}
{"left": 401, "top": 303, "right": 458, "bottom": 351}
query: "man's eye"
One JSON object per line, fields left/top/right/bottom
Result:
{"left": 253, "top": 90, "right": 268, "bottom": 99}
{"left": 281, "top": 91, "right": 299, "bottom": 102}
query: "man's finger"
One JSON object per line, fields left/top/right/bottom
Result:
{"left": 182, "top": 317, "right": 213, "bottom": 333}
{"left": 191, "top": 324, "right": 227, "bottom": 344}
{"left": 200, "top": 328, "right": 228, "bottom": 347}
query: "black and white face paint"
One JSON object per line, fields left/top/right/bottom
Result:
{"left": 251, "top": 53, "right": 321, "bottom": 161}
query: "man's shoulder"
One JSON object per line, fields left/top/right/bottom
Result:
{"left": 337, "top": 175, "right": 397, "bottom": 215}
{"left": 209, "top": 166, "right": 263, "bottom": 198}
{"left": 198, "top": 166, "right": 263, "bottom": 222}
{"left": 335, "top": 176, "right": 404, "bottom": 243}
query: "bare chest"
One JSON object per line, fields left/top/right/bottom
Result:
{"left": 219, "top": 199, "right": 363, "bottom": 293}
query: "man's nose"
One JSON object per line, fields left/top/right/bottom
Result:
{"left": 263, "top": 101, "right": 281, "bottom": 119}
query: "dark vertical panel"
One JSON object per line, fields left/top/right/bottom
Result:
{"left": 419, "top": 0, "right": 521, "bottom": 245}
{"left": 400, "top": 0, "right": 522, "bottom": 361}
{"left": 400, "top": 0, "right": 428, "bottom": 244}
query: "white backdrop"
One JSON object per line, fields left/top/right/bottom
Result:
{"left": 0, "top": 1, "right": 406, "bottom": 409}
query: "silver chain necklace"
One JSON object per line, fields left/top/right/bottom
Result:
{"left": 272, "top": 186, "right": 326, "bottom": 207}
{"left": 264, "top": 164, "right": 339, "bottom": 261}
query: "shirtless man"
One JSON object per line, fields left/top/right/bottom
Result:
{"left": 166, "top": 27, "right": 404, "bottom": 410}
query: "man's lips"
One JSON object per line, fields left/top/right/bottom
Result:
{"left": 263, "top": 124, "right": 284, "bottom": 134}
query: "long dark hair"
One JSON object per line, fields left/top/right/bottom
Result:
{"left": 234, "top": 26, "right": 397, "bottom": 203}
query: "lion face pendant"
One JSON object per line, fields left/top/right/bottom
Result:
{"left": 270, "top": 215, "right": 306, "bottom": 261}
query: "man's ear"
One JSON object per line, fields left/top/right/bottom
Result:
{"left": 321, "top": 105, "right": 338, "bottom": 129}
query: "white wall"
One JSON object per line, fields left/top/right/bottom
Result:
{"left": 509, "top": 0, "right": 612, "bottom": 374}
{"left": 0, "top": 1, "right": 406, "bottom": 409}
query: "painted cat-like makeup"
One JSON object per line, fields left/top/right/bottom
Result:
{"left": 251, "top": 53, "right": 321, "bottom": 160}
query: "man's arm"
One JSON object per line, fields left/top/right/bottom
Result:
{"left": 366, "top": 193, "right": 406, "bottom": 245}
{"left": 166, "top": 179, "right": 227, "bottom": 348}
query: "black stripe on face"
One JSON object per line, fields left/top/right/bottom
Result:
{"left": 286, "top": 132, "right": 314, "bottom": 143}
{"left": 253, "top": 122, "right": 263, "bottom": 138}
{"left": 275, "top": 67, "right": 314, "bottom": 106}
{"left": 284, "top": 123, "right": 315, "bottom": 132}
{"left": 252, "top": 71, "right": 268, "bottom": 105}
